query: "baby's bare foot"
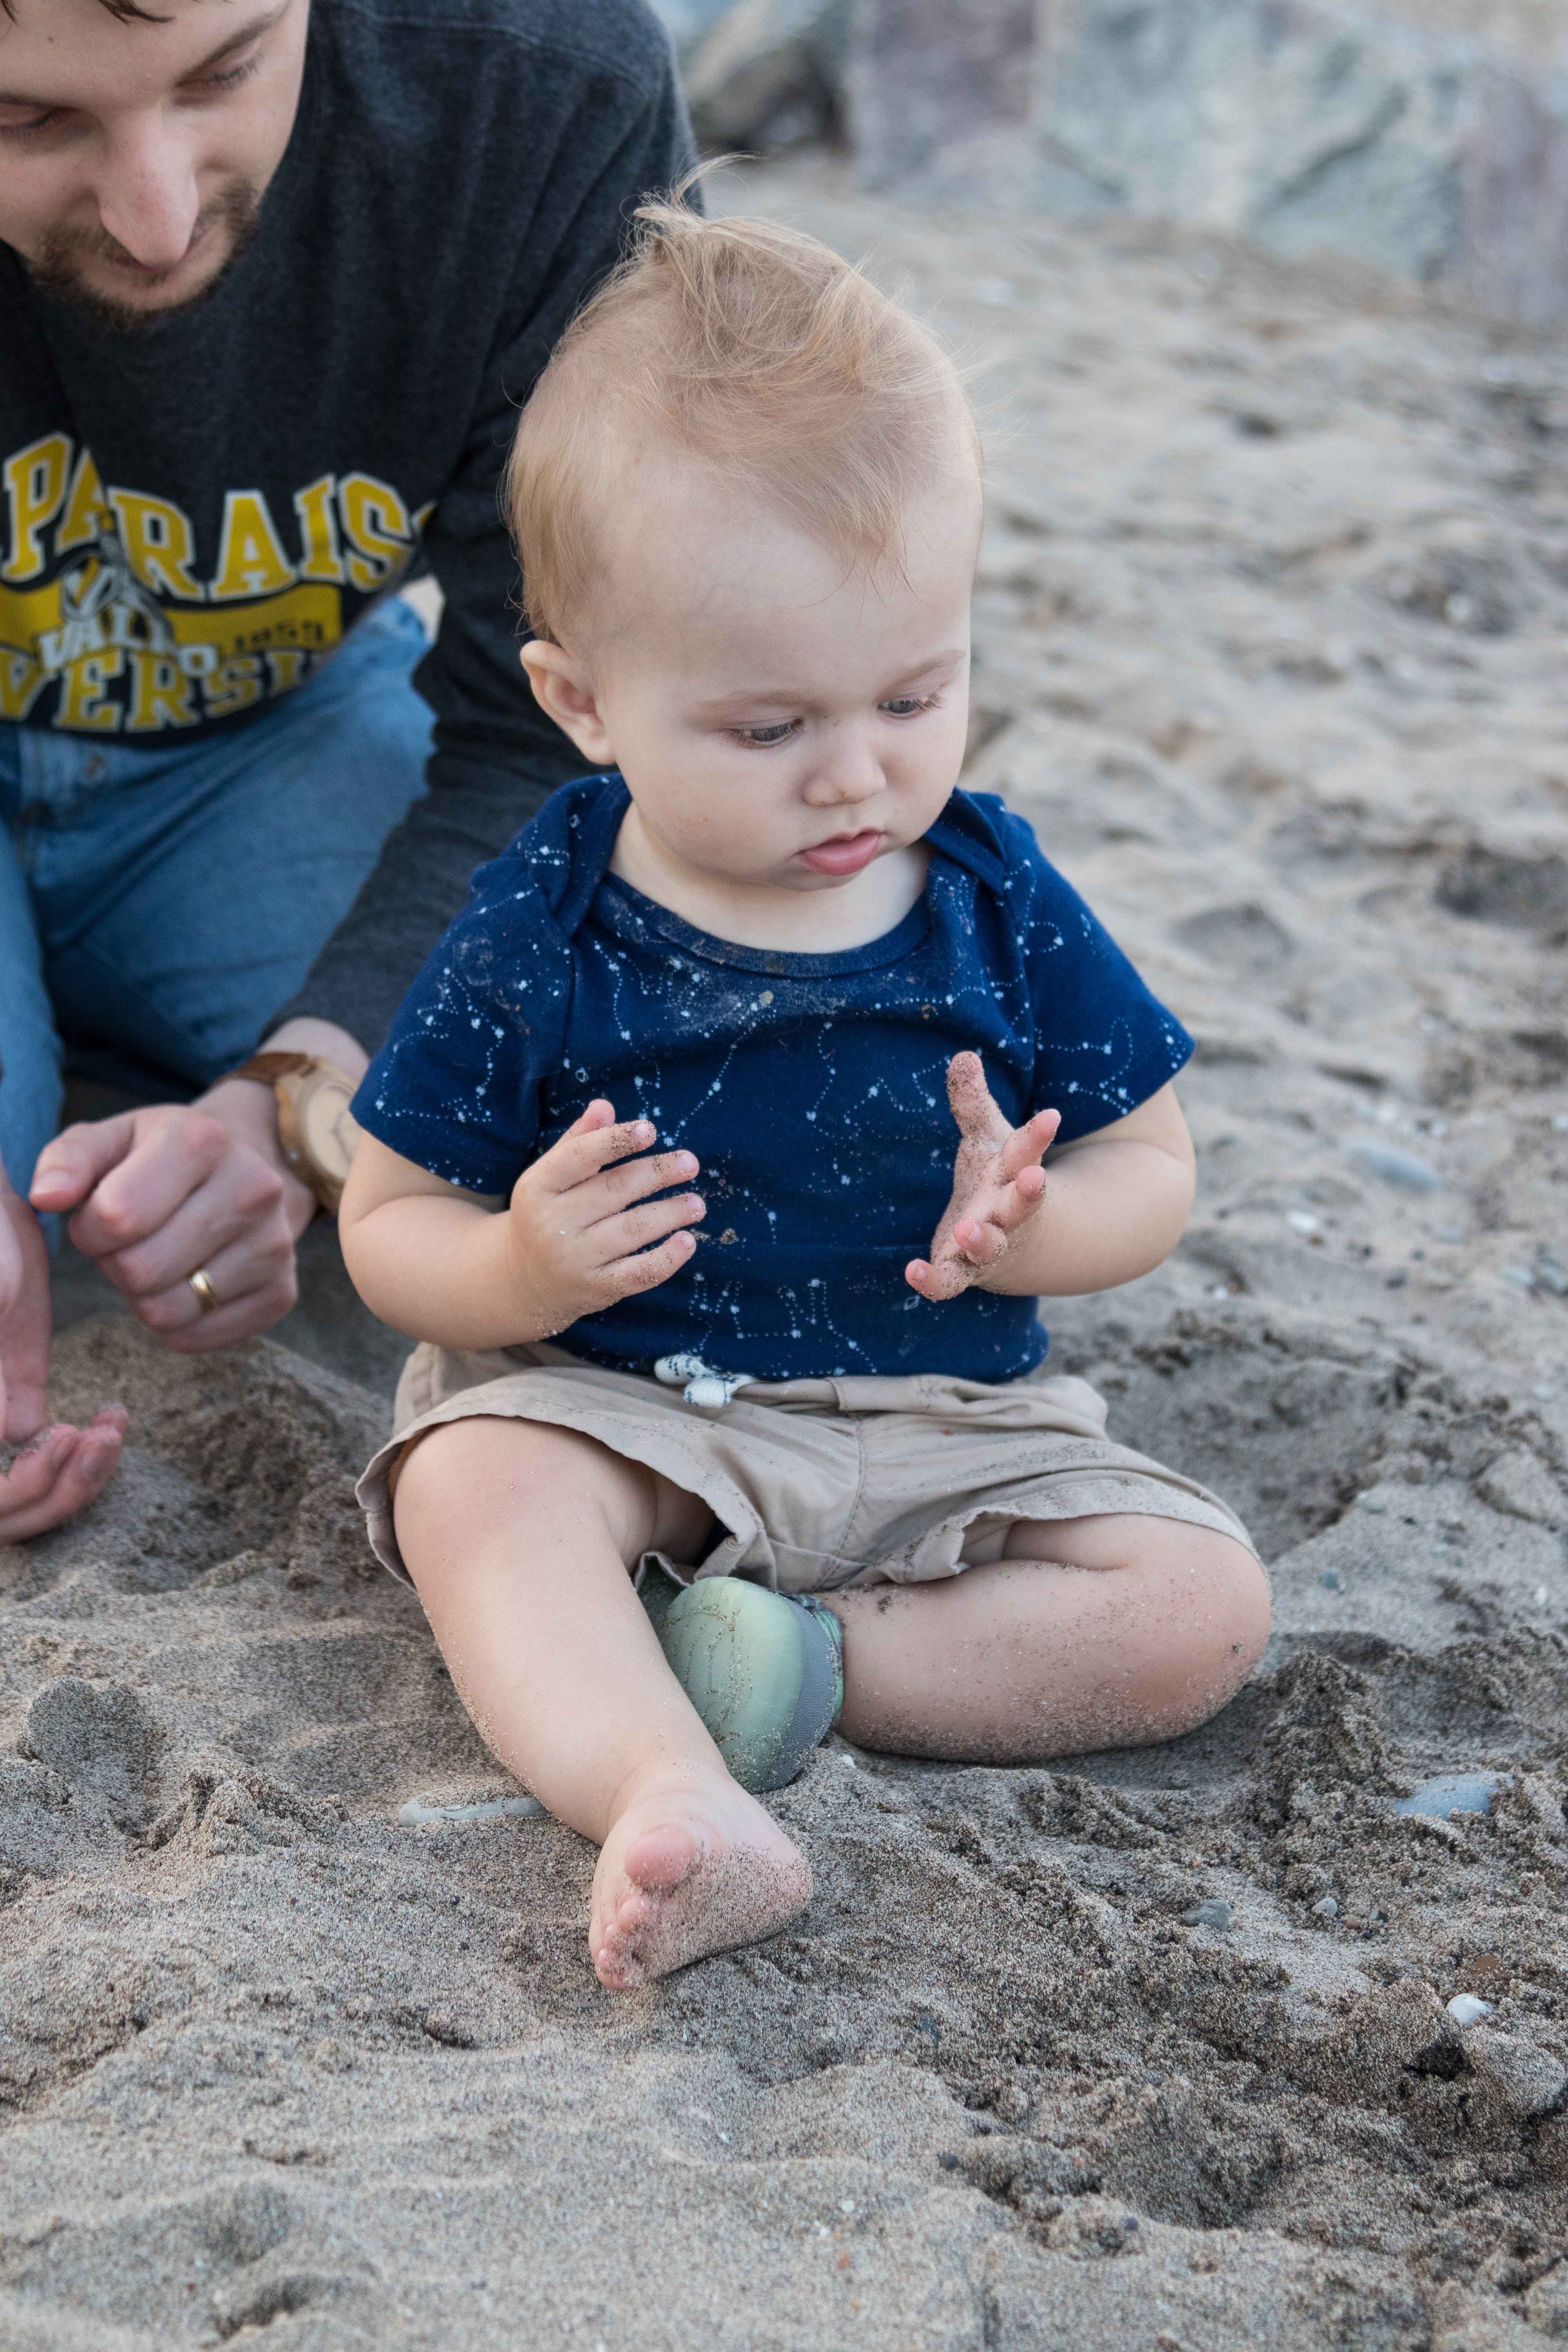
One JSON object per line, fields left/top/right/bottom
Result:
{"left": 589, "top": 1772, "right": 811, "bottom": 1991}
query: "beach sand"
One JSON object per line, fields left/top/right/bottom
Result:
{"left": 4, "top": 154, "right": 1568, "bottom": 2347}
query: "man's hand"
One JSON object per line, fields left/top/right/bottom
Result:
{"left": 28, "top": 1085, "right": 318, "bottom": 1354}
{"left": 505, "top": 1100, "right": 705, "bottom": 1338}
{"left": 906, "top": 1052, "right": 1060, "bottom": 1303}
{"left": 0, "top": 1165, "right": 126, "bottom": 1543}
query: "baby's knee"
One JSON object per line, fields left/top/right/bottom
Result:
{"left": 391, "top": 1415, "right": 610, "bottom": 1542}
{"left": 1194, "top": 1528, "right": 1272, "bottom": 1672}
{"left": 1154, "top": 1525, "right": 1272, "bottom": 1727}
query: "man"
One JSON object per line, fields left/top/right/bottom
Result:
{"left": 0, "top": 0, "right": 693, "bottom": 1537}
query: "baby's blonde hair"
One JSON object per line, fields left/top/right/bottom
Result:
{"left": 506, "top": 193, "right": 980, "bottom": 652}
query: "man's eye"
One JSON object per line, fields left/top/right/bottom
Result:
{"left": 191, "top": 56, "right": 262, "bottom": 96}
{"left": 0, "top": 110, "right": 63, "bottom": 138}
{"left": 731, "top": 721, "right": 799, "bottom": 748}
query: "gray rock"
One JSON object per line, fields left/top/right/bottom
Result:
{"left": 1523, "top": 1769, "right": 1568, "bottom": 1844}
{"left": 1537, "top": 1248, "right": 1568, "bottom": 1298}
{"left": 1524, "top": 2267, "right": 1568, "bottom": 2340}
{"left": 1180, "top": 1897, "right": 1234, "bottom": 1929}
{"left": 1394, "top": 1771, "right": 1504, "bottom": 1820}
{"left": 397, "top": 1793, "right": 546, "bottom": 1824}
{"left": 850, "top": 0, "right": 1034, "bottom": 193}
{"left": 1467, "top": 2029, "right": 1568, "bottom": 2118}
{"left": 682, "top": 0, "right": 851, "bottom": 152}
{"left": 1033, "top": 0, "right": 1467, "bottom": 276}
{"left": 1475, "top": 1447, "right": 1566, "bottom": 1527}
{"left": 1312, "top": 1894, "right": 1340, "bottom": 1918}
{"left": 846, "top": 0, "right": 1568, "bottom": 327}
{"left": 1343, "top": 1140, "right": 1443, "bottom": 1191}
{"left": 648, "top": 0, "right": 737, "bottom": 62}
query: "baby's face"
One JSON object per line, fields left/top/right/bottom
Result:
{"left": 588, "top": 457, "right": 981, "bottom": 902}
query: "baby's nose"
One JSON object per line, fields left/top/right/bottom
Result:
{"left": 803, "top": 732, "right": 882, "bottom": 804}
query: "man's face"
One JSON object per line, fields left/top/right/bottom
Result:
{"left": 0, "top": 0, "right": 308, "bottom": 328}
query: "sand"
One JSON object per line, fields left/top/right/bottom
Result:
{"left": 4, "top": 152, "right": 1568, "bottom": 2348}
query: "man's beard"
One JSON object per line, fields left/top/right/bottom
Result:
{"left": 25, "top": 182, "right": 263, "bottom": 334}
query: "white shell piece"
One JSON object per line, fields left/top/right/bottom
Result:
{"left": 397, "top": 1795, "right": 545, "bottom": 1824}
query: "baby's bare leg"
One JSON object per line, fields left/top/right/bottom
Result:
{"left": 826, "top": 1515, "right": 1270, "bottom": 1764}
{"left": 392, "top": 1417, "right": 811, "bottom": 1989}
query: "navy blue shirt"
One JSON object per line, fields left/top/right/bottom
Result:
{"left": 353, "top": 774, "right": 1193, "bottom": 1382}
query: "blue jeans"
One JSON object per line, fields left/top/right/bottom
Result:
{"left": 0, "top": 597, "right": 432, "bottom": 1196}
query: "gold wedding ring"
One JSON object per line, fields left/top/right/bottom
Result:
{"left": 187, "top": 1268, "right": 220, "bottom": 1316}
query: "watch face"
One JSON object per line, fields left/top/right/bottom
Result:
{"left": 298, "top": 1073, "right": 363, "bottom": 1183}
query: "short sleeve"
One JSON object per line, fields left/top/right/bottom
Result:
{"left": 997, "top": 809, "right": 1194, "bottom": 1144}
{"left": 350, "top": 844, "right": 572, "bottom": 1194}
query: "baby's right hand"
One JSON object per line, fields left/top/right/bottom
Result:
{"left": 505, "top": 1101, "right": 704, "bottom": 1339}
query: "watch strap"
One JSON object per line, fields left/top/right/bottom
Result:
{"left": 222, "top": 1052, "right": 359, "bottom": 1218}
{"left": 226, "top": 1051, "right": 319, "bottom": 1087}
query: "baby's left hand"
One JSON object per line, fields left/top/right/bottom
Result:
{"left": 906, "top": 1052, "right": 1061, "bottom": 1302}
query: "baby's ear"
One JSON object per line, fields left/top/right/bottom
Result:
{"left": 520, "top": 639, "right": 614, "bottom": 764}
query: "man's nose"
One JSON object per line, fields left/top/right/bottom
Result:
{"left": 95, "top": 117, "right": 203, "bottom": 267}
{"left": 803, "top": 726, "right": 883, "bottom": 806}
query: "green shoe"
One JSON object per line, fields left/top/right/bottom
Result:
{"left": 648, "top": 1573, "right": 845, "bottom": 1794}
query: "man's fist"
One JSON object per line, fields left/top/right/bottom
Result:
{"left": 30, "top": 1095, "right": 313, "bottom": 1350}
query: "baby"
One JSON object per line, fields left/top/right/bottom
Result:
{"left": 339, "top": 201, "right": 1271, "bottom": 1992}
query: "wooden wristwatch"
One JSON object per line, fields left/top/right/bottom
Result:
{"left": 225, "top": 1051, "right": 363, "bottom": 1216}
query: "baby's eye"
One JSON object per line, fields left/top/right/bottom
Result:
{"left": 730, "top": 720, "right": 800, "bottom": 749}
{"left": 881, "top": 694, "right": 940, "bottom": 719}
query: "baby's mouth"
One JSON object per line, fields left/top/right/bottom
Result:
{"left": 798, "top": 829, "right": 884, "bottom": 876}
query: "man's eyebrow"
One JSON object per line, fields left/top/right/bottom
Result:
{"left": 0, "top": 6, "right": 285, "bottom": 110}
{"left": 184, "top": 8, "right": 290, "bottom": 77}
{"left": 691, "top": 649, "right": 968, "bottom": 712}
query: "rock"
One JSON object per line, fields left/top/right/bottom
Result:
{"left": 1524, "top": 2268, "right": 1568, "bottom": 2340}
{"left": 1446, "top": 1993, "right": 1494, "bottom": 2028}
{"left": 849, "top": 0, "right": 1035, "bottom": 192}
{"left": 682, "top": 0, "right": 851, "bottom": 152}
{"left": 847, "top": 0, "right": 1568, "bottom": 327}
{"left": 1537, "top": 1249, "right": 1568, "bottom": 1298}
{"left": 1466, "top": 2029, "right": 1568, "bottom": 2119}
{"left": 1181, "top": 1898, "right": 1234, "bottom": 1929}
{"left": 1523, "top": 1778, "right": 1568, "bottom": 1853}
{"left": 1430, "top": 2280, "right": 1562, "bottom": 2350}
{"left": 648, "top": 0, "right": 736, "bottom": 59}
{"left": 1047, "top": 0, "right": 1568, "bottom": 326}
{"left": 397, "top": 1793, "right": 546, "bottom": 1824}
{"left": 1475, "top": 1448, "right": 1566, "bottom": 1527}
{"left": 1312, "top": 1895, "right": 1340, "bottom": 1919}
{"left": 1394, "top": 1773, "right": 1503, "bottom": 1821}
{"left": 1343, "top": 1141, "right": 1443, "bottom": 1191}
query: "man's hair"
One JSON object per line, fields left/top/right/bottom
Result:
{"left": 507, "top": 194, "right": 979, "bottom": 652}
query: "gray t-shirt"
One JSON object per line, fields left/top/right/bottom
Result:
{"left": 0, "top": 0, "right": 693, "bottom": 1053}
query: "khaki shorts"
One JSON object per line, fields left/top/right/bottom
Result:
{"left": 358, "top": 1340, "right": 1256, "bottom": 1594}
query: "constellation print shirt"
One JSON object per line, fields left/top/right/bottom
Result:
{"left": 353, "top": 774, "right": 1195, "bottom": 1383}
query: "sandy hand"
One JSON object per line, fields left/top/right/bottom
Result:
{"left": 0, "top": 1167, "right": 126, "bottom": 1543}
{"left": 505, "top": 1100, "right": 706, "bottom": 1340}
{"left": 906, "top": 1051, "right": 1060, "bottom": 1303}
